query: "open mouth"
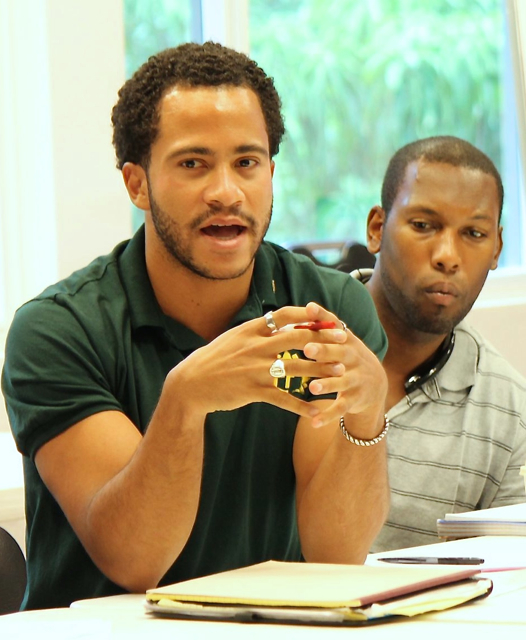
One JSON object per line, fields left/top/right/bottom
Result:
{"left": 201, "top": 224, "right": 246, "bottom": 240}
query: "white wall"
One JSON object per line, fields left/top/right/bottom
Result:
{"left": 467, "top": 303, "right": 526, "bottom": 378}
{"left": 467, "top": 267, "right": 526, "bottom": 378}
{"left": 0, "top": 0, "right": 131, "bottom": 338}
{"left": 45, "top": 0, "right": 131, "bottom": 278}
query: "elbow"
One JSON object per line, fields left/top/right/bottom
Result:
{"left": 100, "top": 560, "right": 166, "bottom": 593}
{"left": 89, "top": 550, "right": 173, "bottom": 593}
{"left": 115, "top": 574, "right": 161, "bottom": 594}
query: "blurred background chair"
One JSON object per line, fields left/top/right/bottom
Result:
{"left": 0, "top": 526, "right": 27, "bottom": 614}
{"left": 287, "top": 240, "right": 376, "bottom": 273}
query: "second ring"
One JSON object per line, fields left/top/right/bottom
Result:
{"left": 269, "top": 358, "right": 286, "bottom": 379}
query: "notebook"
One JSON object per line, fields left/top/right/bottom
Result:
{"left": 437, "top": 503, "right": 526, "bottom": 539}
{"left": 145, "top": 560, "right": 492, "bottom": 626}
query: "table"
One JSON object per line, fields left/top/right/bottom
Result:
{"left": 1, "top": 536, "right": 526, "bottom": 638}
{"left": 1, "top": 604, "right": 523, "bottom": 640}
{"left": 367, "top": 535, "right": 526, "bottom": 625}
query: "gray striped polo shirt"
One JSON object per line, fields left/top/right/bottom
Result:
{"left": 370, "top": 319, "right": 526, "bottom": 552}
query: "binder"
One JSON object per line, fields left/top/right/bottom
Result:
{"left": 145, "top": 560, "right": 492, "bottom": 626}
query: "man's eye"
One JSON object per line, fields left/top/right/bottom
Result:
{"left": 238, "top": 158, "right": 257, "bottom": 168}
{"left": 181, "top": 159, "right": 203, "bottom": 169}
{"left": 411, "top": 220, "right": 430, "bottom": 230}
{"left": 468, "top": 229, "right": 486, "bottom": 239}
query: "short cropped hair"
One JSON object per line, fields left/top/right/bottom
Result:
{"left": 111, "top": 41, "right": 285, "bottom": 169}
{"left": 381, "top": 136, "right": 504, "bottom": 221}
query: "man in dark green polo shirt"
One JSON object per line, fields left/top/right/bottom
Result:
{"left": 2, "top": 42, "right": 389, "bottom": 610}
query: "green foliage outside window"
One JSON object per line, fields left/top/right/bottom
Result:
{"left": 249, "top": 0, "right": 504, "bottom": 248}
{"left": 124, "top": 0, "right": 191, "bottom": 77}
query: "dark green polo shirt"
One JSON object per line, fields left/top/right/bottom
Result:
{"left": 2, "top": 226, "right": 386, "bottom": 610}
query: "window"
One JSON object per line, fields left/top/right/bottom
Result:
{"left": 124, "top": 0, "right": 195, "bottom": 77}
{"left": 249, "top": 0, "right": 523, "bottom": 269}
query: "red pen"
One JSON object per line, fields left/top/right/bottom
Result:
{"left": 293, "top": 321, "right": 337, "bottom": 331}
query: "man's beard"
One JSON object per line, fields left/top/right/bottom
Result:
{"left": 380, "top": 260, "right": 474, "bottom": 335}
{"left": 148, "top": 185, "right": 272, "bottom": 281}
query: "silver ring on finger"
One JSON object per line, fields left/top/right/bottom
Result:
{"left": 264, "top": 310, "right": 278, "bottom": 333}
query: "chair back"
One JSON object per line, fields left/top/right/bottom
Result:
{"left": 0, "top": 526, "right": 27, "bottom": 614}
{"left": 287, "top": 240, "right": 376, "bottom": 272}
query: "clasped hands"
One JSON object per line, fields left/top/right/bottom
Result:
{"left": 172, "top": 302, "right": 386, "bottom": 429}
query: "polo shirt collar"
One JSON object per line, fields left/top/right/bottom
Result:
{"left": 405, "top": 320, "right": 478, "bottom": 405}
{"left": 118, "top": 228, "right": 283, "bottom": 349}
{"left": 435, "top": 320, "right": 479, "bottom": 391}
{"left": 118, "top": 225, "right": 166, "bottom": 333}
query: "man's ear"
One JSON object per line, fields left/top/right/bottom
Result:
{"left": 367, "top": 205, "right": 386, "bottom": 255}
{"left": 122, "top": 163, "right": 150, "bottom": 211}
{"left": 491, "top": 225, "right": 504, "bottom": 270}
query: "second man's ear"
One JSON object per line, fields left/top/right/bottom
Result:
{"left": 366, "top": 206, "right": 386, "bottom": 255}
{"left": 490, "top": 225, "right": 504, "bottom": 271}
{"left": 121, "top": 163, "right": 151, "bottom": 211}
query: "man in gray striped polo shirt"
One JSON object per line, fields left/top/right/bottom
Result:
{"left": 355, "top": 136, "right": 526, "bottom": 552}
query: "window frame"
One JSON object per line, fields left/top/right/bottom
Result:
{"left": 476, "top": 0, "right": 526, "bottom": 308}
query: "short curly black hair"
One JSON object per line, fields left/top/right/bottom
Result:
{"left": 381, "top": 136, "right": 504, "bottom": 222}
{"left": 111, "top": 41, "right": 285, "bottom": 169}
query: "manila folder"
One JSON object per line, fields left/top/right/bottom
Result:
{"left": 145, "top": 560, "right": 491, "bottom": 625}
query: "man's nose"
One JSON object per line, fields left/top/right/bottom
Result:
{"left": 203, "top": 166, "right": 244, "bottom": 209}
{"left": 431, "top": 230, "right": 460, "bottom": 273}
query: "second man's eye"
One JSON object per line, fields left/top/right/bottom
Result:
{"left": 238, "top": 158, "right": 257, "bottom": 168}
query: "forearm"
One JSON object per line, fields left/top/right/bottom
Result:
{"left": 85, "top": 412, "right": 204, "bottom": 590}
{"left": 297, "top": 412, "right": 389, "bottom": 564}
{"left": 39, "top": 371, "right": 208, "bottom": 593}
